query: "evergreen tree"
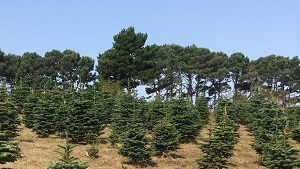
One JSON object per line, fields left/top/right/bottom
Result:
{"left": 55, "top": 88, "right": 74, "bottom": 138}
{"left": 0, "top": 84, "right": 8, "bottom": 102}
{"left": 22, "top": 89, "right": 39, "bottom": 128}
{"left": 118, "top": 124, "right": 152, "bottom": 165}
{"left": 66, "top": 95, "right": 101, "bottom": 144}
{"left": 95, "top": 91, "right": 115, "bottom": 125}
{"left": 151, "top": 120, "right": 180, "bottom": 156}
{"left": 33, "top": 90, "right": 57, "bottom": 138}
{"left": 168, "top": 97, "right": 202, "bottom": 142}
{"left": 10, "top": 84, "right": 30, "bottom": 113}
{"left": 109, "top": 92, "right": 141, "bottom": 144}
{"left": 0, "top": 134, "right": 20, "bottom": 164}
{"left": 0, "top": 102, "right": 20, "bottom": 164}
{"left": 195, "top": 95, "right": 210, "bottom": 126}
{"left": 145, "top": 96, "right": 166, "bottom": 131}
{"left": 228, "top": 101, "right": 250, "bottom": 125}
{"left": 259, "top": 133, "right": 300, "bottom": 169}
{"left": 0, "top": 102, "right": 20, "bottom": 140}
{"left": 251, "top": 98, "right": 286, "bottom": 153}
{"left": 48, "top": 139, "right": 89, "bottom": 169}
{"left": 197, "top": 111, "right": 238, "bottom": 169}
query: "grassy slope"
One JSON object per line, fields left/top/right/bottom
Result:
{"left": 2, "top": 112, "right": 290, "bottom": 169}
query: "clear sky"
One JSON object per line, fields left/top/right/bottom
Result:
{"left": 1, "top": 0, "right": 299, "bottom": 62}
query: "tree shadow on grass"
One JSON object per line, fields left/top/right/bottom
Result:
{"left": 169, "top": 153, "right": 185, "bottom": 159}
{"left": 122, "top": 159, "right": 157, "bottom": 168}
{"left": 99, "top": 138, "right": 108, "bottom": 144}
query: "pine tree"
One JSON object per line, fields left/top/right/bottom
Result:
{"left": 0, "top": 102, "right": 20, "bottom": 140}
{"left": 66, "top": 95, "right": 101, "bottom": 144}
{"left": 118, "top": 124, "right": 152, "bottom": 166}
{"left": 247, "top": 93, "right": 300, "bottom": 168}
{"left": 151, "top": 120, "right": 180, "bottom": 157}
{"left": 0, "top": 102, "right": 20, "bottom": 164}
{"left": 10, "top": 84, "right": 30, "bottom": 113}
{"left": 168, "top": 97, "right": 202, "bottom": 142}
{"left": 195, "top": 95, "right": 210, "bottom": 126}
{"left": 251, "top": 98, "right": 286, "bottom": 154}
{"left": 197, "top": 117, "right": 238, "bottom": 168}
{"left": 33, "top": 90, "right": 57, "bottom": 138}
{"left": 55, "top": 88, "right": 73, "bottom": 138}
{"left": 95, "top": 91, "right": 115, "bottom": 125}
{"left": 228, "top": 101, "right": 250, "bottom": 125}
{"left": 146, "top": 97, "right": 166, "bottom": 131}
{"left": 109, "top": 92, "right": 141, "bottom": 144}
{"left": 48, "top": 139, "right": 89, "bottom": 169}
{"left": 22, "top": 89, "right": 39, "bottom": 128}
{"left": 0, "top": 134, "right": 20, "bottom": 164}
{"left": 259, "top": 133, "right": 300, "bottom": 169}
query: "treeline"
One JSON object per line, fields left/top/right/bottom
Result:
{"left": 1, "top": 26, "right": 300, "bottom": 105}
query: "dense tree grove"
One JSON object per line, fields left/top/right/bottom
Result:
{"left": 1, "top": 26, "right": 300, "bottom": 104}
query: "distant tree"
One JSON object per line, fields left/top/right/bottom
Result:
{"left": 76, "top": 56, "right": 95, "bottom": 88}
{"left": 0, "top": 53, "right": 22, "bottom": 86}
{"left": 43, "top": 49, "right": 63, "bottom": 84}
{"left": 193, "top": 48, "right": 211, "bottom": 98}
{"left": 226, "top": 52, "right": 249, "bottom": 96}
{"left": 10, "top": 84, "right": 30, "bottom": 113}
{"left": 109, "top": 92, "right": 141, "bottom": 144}
{"left": 0, "top": 49, "right": 5, "bottom": 82}
{"left": 59, "top": 49, "right": 81, "bottom": 87}
{"left": 22, "top": 89, "right": 39, "bottom": 128}
{"left": 16, "top": 52, "right": 43, "bottom": 86}
{"left": 97, "top": 27, "right": 154, "bottom": 89}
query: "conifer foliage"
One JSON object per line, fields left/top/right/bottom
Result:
{"left": 22, "top": 89, "right": 39, "bottom": 128}
{"left": 48, "top": 139, "right": 89, "bottom": 169}
{"left": 118, "top": 124, "right": 152, "bottom": 165}
{"left": 0, "top": 135, "right": 20, "bottom": 164}
{"left": 151, "top": 120, "right": 180, "bottom": 156}
{"left": 195, "top": 95, "right": 210, "bottom": 126}
{"left": 259, "top": 133, "right": 300, "bottom": 169}
{"left": 109, "top": 92, "right": 143, "bottom": 144}
{"left": 0, "top": 102, "right": 20, "bottom": 140}
{"left": 145, "top": 97, "right": 165, "bottom": 131}
{"left": 247, "top": 94, "right": 300, "bottom": 168}
{"left": 33, "top": 90, "right": 57, "bottom": 138}
{"left": 168, "top": 97, "right": 201, "bottom": 142}
{"left": 197, "top": 107, "right": 238, "bottom": 169}
{"left": 0, "top": 102, "right": 20, "bottom": 164}
{"left": 66, "top": 98, "right": 101, "bottom": 144}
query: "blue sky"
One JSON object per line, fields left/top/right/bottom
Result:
{"left": 1, "top": 0, "right": 299, "bottom": 62}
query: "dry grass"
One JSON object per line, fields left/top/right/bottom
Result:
{"left": 2, "top": 112, "right": 267, "bottom": 169}
{"left": 227, "top": 125, "right": 265, "bottom": 169}
{"left": 1, "top": 125, "right": 203, "bottom": 169}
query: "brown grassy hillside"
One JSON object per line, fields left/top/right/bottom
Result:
{"left": 1, "top": 112, "right": 276, "bottom": 169}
